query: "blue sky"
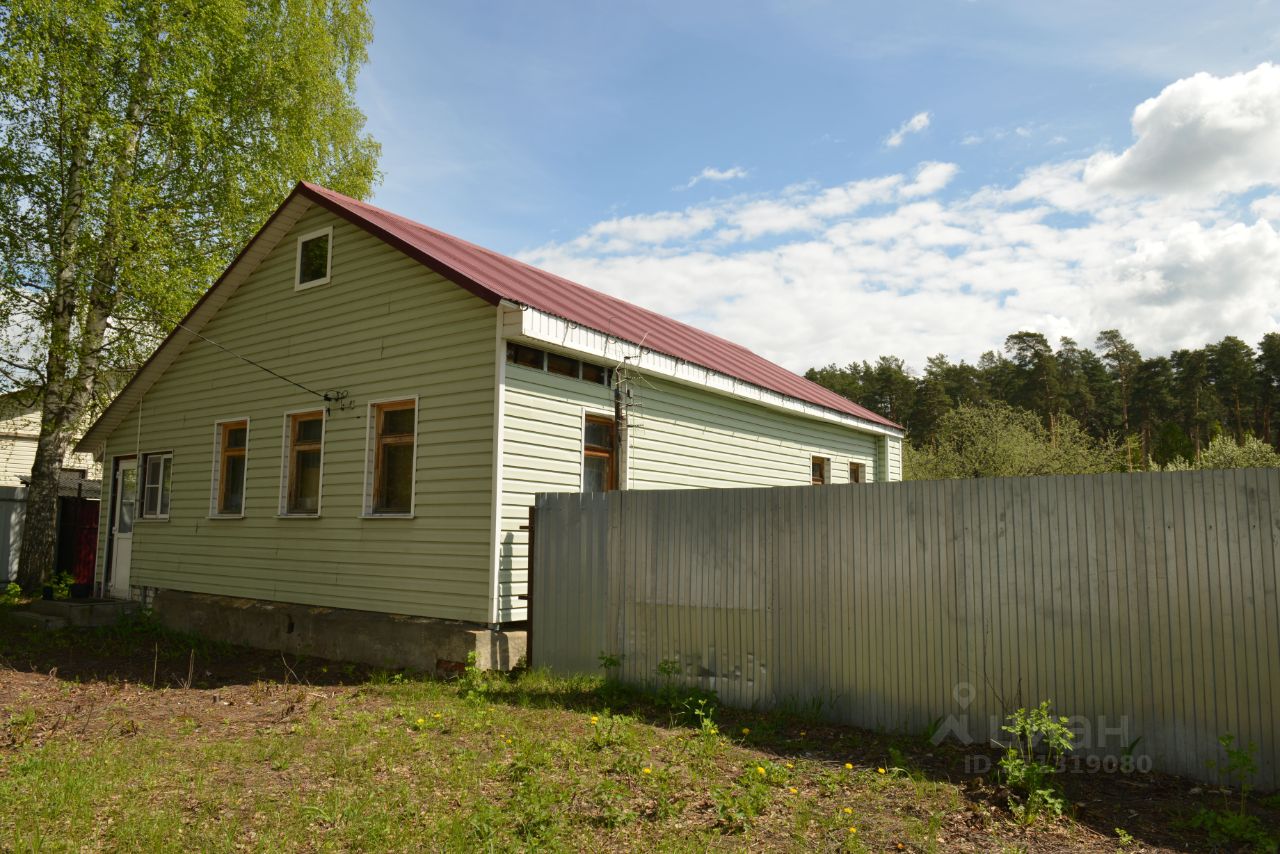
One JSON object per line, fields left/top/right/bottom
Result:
{"left": 356, "top": 1, "right": 1280, "bottom": 371}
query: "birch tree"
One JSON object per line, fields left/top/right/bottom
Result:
{"left": 0, "top": 0, "right": 380, "bottom": 591}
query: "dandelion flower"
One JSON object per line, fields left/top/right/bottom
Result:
{"left": 642, "top": 767, "right": 652, "bottom": 775}
{"left": 799, "top": 731, "right": 807, "bottom": 737}
{"left": 756, "top": 766, "right": 765, "bottom": 776}
{"left": 844, "top": 763, "right": 853, "bottom": 770}
{"left": 741, "top": 727, "right": 750, "bottom": 735}
{"left": 843, "top": 807, "right": 853, "bottom": 815}
{"left": 788, "top": 787, "right": 798, "bottom": 794}
{"left": 849, "top": 826, "right": 858, "bottom": 834}
{"left": 785, "top": 762, "right": 794, "bottom": 769}
{"left": 877, "top": 767, "right": 886, "bottom": 774}
{"left": 590, "top": 715, "right": 599, "bottom": 724}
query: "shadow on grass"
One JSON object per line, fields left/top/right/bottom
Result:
{"left": 473, "top": 670, "right": 1276, "bottom": 854}
{"left": 3, "top": 610, "right": 1273, "bottom": 853}
{"left": 0, "top": 608, "right": 380, "bottom": 689}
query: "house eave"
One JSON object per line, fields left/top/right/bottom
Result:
{"left": 502, "top": 303, "right": 905, "bottom": 439}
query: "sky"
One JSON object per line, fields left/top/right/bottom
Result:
{"left": 357, "top": 0, "right": 1280, "bottom": 373}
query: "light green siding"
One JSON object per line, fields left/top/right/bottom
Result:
{"left": 95, "top": 204, "right": 499, "bottom": 623}
{"left": 497, "top": 364, "right": 893, "bottom": 621}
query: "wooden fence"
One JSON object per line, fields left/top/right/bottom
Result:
{"left": 531, "top": 469, "right": 1280, "bottom": 788}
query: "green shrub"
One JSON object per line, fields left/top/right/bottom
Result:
{"left": 998, "top": 701, "right": 1074, "bottom": 823}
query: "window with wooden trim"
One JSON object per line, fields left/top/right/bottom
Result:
{"left": 295, "top": 227, "right": 332, "bottom": 289}
{"left": 849, "top": 462, "right": 866, "bottom": 484}
{"left": 811, "top": 456, "right": 830, "bottom": 485}
{"left": 368, "top": 399, "right": 417, "bottom": 515}
{"left": 583, "top": 415, "right": 617, "bottom": 492}
{"left": 212, "top": 420, "right": 248, "bottom": 516}
{"left": 140, "top": 452, "right": 173, "bottom": 519}
{"left": 283, "top": 411, "right": 324, "bottom": 515}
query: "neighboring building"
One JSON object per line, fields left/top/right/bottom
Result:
{"left": 75, "top": 182, "right": 902, "bottom": 655}
{"left": 0, "top": 392, "right": 102, "bottom": 584}
{"left": 0, "top": 392, "right": 102, "bottom": 487}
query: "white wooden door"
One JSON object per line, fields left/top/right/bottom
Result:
{"left": 109, "top": 458, "right": 137, "bottom": 599}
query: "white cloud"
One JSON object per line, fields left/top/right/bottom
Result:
{"left": 683, "top": 165, "right": 749, "bottom": 189}
{"left": 1085, "top": 62, "right": 1280, "bottom": 196}
{"left": 520, "top": 65, "right": 1280, "bottom": 372}
{"left": 1253, "top": 195, "right": 1280, "bottom": 223}
{"left": 899, "top": 162, "right": 959, "bottom": 198}
{"left": 884, "top": 111, "right": 931, "bottom": 148}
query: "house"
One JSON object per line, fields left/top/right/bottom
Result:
{"left": 0, "top": 391, "right": 101, "bottom": 487}
{"left": 75, "top": 182, "right": 903, "bottom": 669}
{"left": 0, "top": 391, "right": 102, "bottom": 585}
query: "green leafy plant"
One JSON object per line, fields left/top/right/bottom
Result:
{"left": 1114, "top": 826, "right": 1135, "bottom": 849}
{"left": 457, "top": 651, "right": 490, "bottom": 702}
{"left": 997, "top": 701, "right": 1074, "bottom": 824}
{"left": 1185, "top": 807, "right": 1276, "bottom": 852}
{"left": 1186, "top": 734, "right": 1277, "bottom": 852}
{"left": 50, "top": 572, "right": 72, "bottom": 600}
{"left": 597, "top": 651, "right": 622, "bottom": 671}
{"left": 1, "top": 582, "right": 22, "bottom": 605}
{"left": 1207, "top": 733, "right": 1258, "bottom": 813}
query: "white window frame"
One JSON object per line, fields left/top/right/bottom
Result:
{"left": 278, "top": 408, "right": 326, "bottom": 517}
{"left": 361, "top": 395, "right": 419, "bottom": 518}
{"left": 294, "top": 226, "right": 333, "bottom": 290}
{"left": 139, "top": 451, "right": 173, "bottom": 520}
{"left": 209, "top": 417, "right": 250, "bottom": 518}
{"left": 810, "top": 455, "right": 832, "bottom": 486}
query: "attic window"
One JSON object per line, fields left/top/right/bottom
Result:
{"left": 295, "top": 227, "right": 332, "bottom": 289}
{"left": 505, "top": 342, "right": 612, "bottom": 386}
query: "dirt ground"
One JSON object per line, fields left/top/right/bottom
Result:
{"left": 2, "top": 613, "right": 1276, "bottom": 852}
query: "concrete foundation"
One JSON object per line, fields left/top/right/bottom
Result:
{"left": 152, "top": 589, "right": 526, "bottom": 675}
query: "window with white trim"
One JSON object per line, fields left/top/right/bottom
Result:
{"left": 295, "top": 227, "right": 332, "bottom": 289}
{"left": 211, "top": 420, "right": 248, "bottom": 516}
{"left": 140, "top": 452, "right": 173, "bottom": 519}
{"left": 365, "top": 399, "right": 417, "bottom": 515}
{"left": 281, "top": 411, "right": 324, "bottom": 515}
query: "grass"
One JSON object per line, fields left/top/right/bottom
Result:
{"left": 1, "top": 610, "right": 1277, "bottom": 852}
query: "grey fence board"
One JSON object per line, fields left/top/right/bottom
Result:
{"left": 531, "top": 470, "right": 1280, "bottom": 787}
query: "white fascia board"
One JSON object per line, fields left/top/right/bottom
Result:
{"left": 502, "top": 303, "right": 904, "bottom": 439}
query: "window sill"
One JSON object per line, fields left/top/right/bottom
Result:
{"left": 361, "top": 512, "right": 414, "bottom": 519}
{"left": 294, "top": 276, "right": 331, "bottom": 291}
{"left": 207, "top": 514, "right": 245, "bottom": 520}
{"left": 276, "top": 513, "right": 321, "bottom": 519}
{"left": 137, "top": 516, "right": 170, "bottom": 523}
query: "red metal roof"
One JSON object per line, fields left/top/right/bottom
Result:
{"left": 301, "top": 182, "right": 900, "bottom": 431}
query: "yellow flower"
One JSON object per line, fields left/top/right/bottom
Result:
{"left": 590, "top": 715, "right": 599, "bottom": 724}
{"left": 877, "top": 767, "right": 886, "bottom": 774}
{"left": 741, "top": 727, "right": 750, "bottom": 735}
{"left": 415, "top": 717, "right": 424, "bottom": 725}
{"left": 784, "top": 762, "right": 794, "bottom": 769}
{"left": 849, "top": 826, "right": 858, "bottom": 834}
{"left": 433, "top": 713, "right": 441, "bottom": 718}
{"left": 642, "top": 767, "right": 652, "bottom": 775}
{"left": 799, "top": 731, "right": 807, "bottom": 737}
{"left": 756, "top": 766, "right": 765, "bottom": 776}
{"left": 843, "top": 763, "right": 853, "bottom": 770}
{"left": 843, "top": 807, "right": 853, "bottom": 815}
{"left": 788, "top": 787, "right": 798, "bottom": 794}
